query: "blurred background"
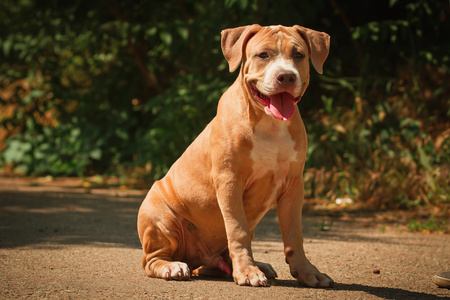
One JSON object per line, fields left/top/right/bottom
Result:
{"left": 0, "top": 0, "right": 449, "bottom": 211}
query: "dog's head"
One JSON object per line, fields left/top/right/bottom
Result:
{"left": 221, "top": 25, "right": 330, "bottom": 121}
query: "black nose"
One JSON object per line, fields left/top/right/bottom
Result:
{"left": 276, "top": 72, "right": 296, "bottom": 84}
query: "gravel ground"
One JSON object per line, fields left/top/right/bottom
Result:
{"left": 1, "top": 177, "right": 449, "bottom": 299}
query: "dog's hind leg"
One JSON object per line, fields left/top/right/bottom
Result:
{"left": 138, "top": 189, "right": 190, "bottom": 280}
{"left": 140, "top": 226, "right": 191, "bottom": 280}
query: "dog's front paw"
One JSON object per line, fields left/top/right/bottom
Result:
{"left": 162, "top": 262, "right": 191, "bottom": 281}
{"left": 234, "top": 265, "right": 269, "bottom": 287}
{"left": 290, "top": 263, "right": 334, "bottom": 288}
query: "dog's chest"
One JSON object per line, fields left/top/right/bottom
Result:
{"left": 248, "top": 120, "right": 298, "bottom": 186}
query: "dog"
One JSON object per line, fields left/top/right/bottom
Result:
{"left": 137, "top": 24, "right": 332, "bottom": 287}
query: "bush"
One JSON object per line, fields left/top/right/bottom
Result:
{"left": 0, "top": 0, "right": 449, "bottom": 208}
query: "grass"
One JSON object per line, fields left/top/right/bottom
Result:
{"left": 407, "top": 216, "right": 448, "bottom": 233}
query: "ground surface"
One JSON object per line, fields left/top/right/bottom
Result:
{"left": 1, "top": 177, "right": 449, "bottom": 299}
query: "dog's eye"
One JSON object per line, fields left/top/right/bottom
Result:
{"left": 257, "top": 52, "right": 269, "bottom": 59}
{"left": 294, "top": 52, "right": 305, "bottom": 59}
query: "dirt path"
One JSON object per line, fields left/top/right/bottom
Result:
{"left": 1, "top": 177, "right": 449, "bottom": 299}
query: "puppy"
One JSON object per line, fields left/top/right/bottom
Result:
{"left": 137, "top": 24, "right": 332, "bottom": 287}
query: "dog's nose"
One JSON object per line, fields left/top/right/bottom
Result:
{"left": 277, "top": 72, "right": 296, "bottom": 84}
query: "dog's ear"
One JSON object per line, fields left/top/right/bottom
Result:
{"left": 294, "top": 25, "right": 330, "bottom": 74}
{"left": 221, "top": 24, "right": 262, "bottom": 72}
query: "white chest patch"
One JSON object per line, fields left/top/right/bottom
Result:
{"left": 248, "top": 118, "right": 298, "bottom": 201}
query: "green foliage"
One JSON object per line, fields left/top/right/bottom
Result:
{"left": 135, "top": 73, "right": 227, "bottom": 178}
{"left": 300, "top": 0, "right": 450, "bottom": 208}
{"left": 0, "top": 0, "right": 449, "bottom": 209}
{"left": 2, "top": 120, "right": 100, "bottom": 176}
{"left": 407, "top": 216, "right": 447, "bottom": 232}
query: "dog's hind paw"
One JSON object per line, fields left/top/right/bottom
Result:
{"left": 162, "top": 262, "right": 191, "bottom": 281}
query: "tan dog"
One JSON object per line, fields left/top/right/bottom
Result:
{"left": 137, "top": 24, "right": 332, "bottom": 287}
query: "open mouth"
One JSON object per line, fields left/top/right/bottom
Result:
{"left": 251, "top": 84, "right": 301, "bottom": 121}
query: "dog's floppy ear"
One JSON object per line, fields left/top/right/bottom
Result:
{"left": 294, "top": 25, "right": 330, "bottom": 74}
{"left": 221, "top": 24, "right": 262, "bottom": 72}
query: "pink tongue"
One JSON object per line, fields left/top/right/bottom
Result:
{"left": 267, "top": 92, "right": 296, "bottom": 121}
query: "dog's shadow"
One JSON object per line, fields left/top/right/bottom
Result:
{"left": 192, "top": 276, "right": 443, "bottom": 300}
{"left": 332, "top": 282, "right": 444, "bottom": 300}
{"left": 276, "top": 279, "right": 444, "bottom": 300}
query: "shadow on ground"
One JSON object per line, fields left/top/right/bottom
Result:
{"left": 332, "top": 283, "right": 448, "bottom": 300}
{"left": 0, "top": 188, "right": 143, "bottom": 249}
{"left": 0, "top": 186, "right": 291, "bottom": 250}
{"left": 274, "top": 280, "right": 446, "bottom": 300}
{"left": 188, "top": 275, "right": 444, "bottom": 300}
{"left": 0, "top": 184, "right": 433, "bottom": 250}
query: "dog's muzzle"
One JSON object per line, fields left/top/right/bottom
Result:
{"left": 251, "top": 84, "right": 301, "bottom": 121}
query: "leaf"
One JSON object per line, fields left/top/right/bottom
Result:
{"left": 177, "top": 27, "right": 189, "bottom": 40}
{"left": 352, "top": 27, "right": 361, "bottom": 40}
{"left": 159, "top": 32, "right": 172, "bottom": 46}
{"left": 115, "top": 128, "right": 129, "bottom": 140}
{"left": 146, "top": 27, "right": 157, "bottom": 37}
{"left": 3, "top": 38, "right": 13, "bottom": 56}
{"left": 416, "top": 145, "right": 431, "bottom": 171}
{"left": 224, "top": 0, "right": 237, "bottom": 9}
{"left": 89, "top": 149, "right": 102, "bottom": 160}
{"left": 3, "top": 139, "right": 32, "bottom": 163}
{"left": 389, "top": 0, "right": 399, "bottom": 7}
{"left": 29, "top": 89, "right": 43, "bottom": 98}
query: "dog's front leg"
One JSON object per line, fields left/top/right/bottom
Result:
{"left": 277, "top": 178, "right": 334, "bottom": 288}
{"left": 214, "top": 176, "right": 269, "bottom": 287}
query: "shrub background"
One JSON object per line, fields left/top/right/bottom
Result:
{"left": 1, "top": 0, "right": 449, "bottom": 208}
